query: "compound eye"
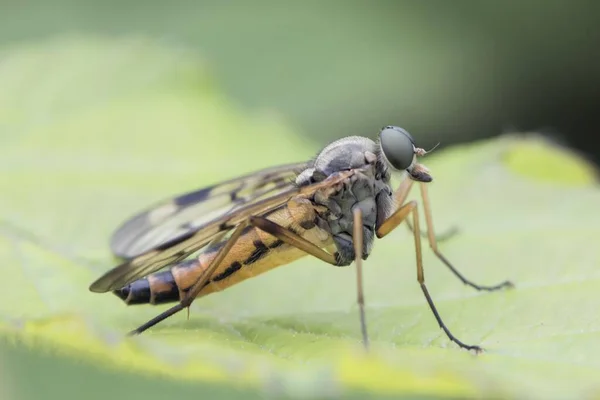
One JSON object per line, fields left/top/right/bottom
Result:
{"left": 379, "top": 126, "right": 415, "bottom": 170}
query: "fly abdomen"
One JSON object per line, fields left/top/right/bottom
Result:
{"left": 113, "top": 270, "right": 181, "bottom": 305}
{"left": 113, "top": 278, "right": 150, "bottom": 305}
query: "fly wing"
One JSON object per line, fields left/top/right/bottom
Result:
{"left": 110, "top": 162, "right": 307, "bottom": 259}
{"left": 89, "top": 167, "right": 355, "bottom": 293}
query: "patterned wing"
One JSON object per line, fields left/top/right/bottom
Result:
{"left": 110, "top": 162, "right": 307, "bottom": 259}
{"left": 89, "top": 168, "right": 354, "bottom": 293}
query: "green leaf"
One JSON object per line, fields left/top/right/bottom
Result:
{"left": 2, "top": 36, "right": 600, "bottom": 399}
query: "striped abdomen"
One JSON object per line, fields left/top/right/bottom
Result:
{"left": 113, "top": 199, "right": 333, "bottom": 305}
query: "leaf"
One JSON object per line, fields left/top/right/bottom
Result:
{"left": 2, "top": 36, "right": 600, "bottom": 400}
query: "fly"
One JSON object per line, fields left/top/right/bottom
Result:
{"left": 89, "top": 126, "right": 513, "bottom": 352}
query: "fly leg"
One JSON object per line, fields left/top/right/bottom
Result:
{"left": 127, "top": 220, "right": 250, "bottom": 335}
{"left": 128, "top": 216, "right": 340, "bottom": 335}
{"left": 255, "top": 211, "right": 370, "bottom": 350}
{"left": 352, "top": 207, "right": 369, "bottom": 350}
{"left": 418, "top": 182, "right": 513, "bottom": 292}
{"left": 392, "top": 178, "right": 512, "bottom": 291}
{"left": 395, "top": 177, "right": 458, "bottom": 242}
{"left": 376, "top": 199, "right": 483, "bottom": 352}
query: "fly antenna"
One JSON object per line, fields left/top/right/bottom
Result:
{"left": 415, "top": 142, "right": 441, "bottom": 157}
{"left": 425, "top": 142, "right": 441, "bottom": 154}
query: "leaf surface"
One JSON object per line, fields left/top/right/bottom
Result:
{"left": 1, "top": 36, "right": 600, "bottom": 400}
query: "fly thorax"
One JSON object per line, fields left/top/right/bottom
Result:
{"left": 315, "top": 171, "right": 386, "bottom": 265}
{"left": 297, "top": 136, "right": 394, "bottom": 266}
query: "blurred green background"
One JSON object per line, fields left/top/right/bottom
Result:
{"left": 3, "top": 0, "right": 600, "bottom": 161}
{"left": 2, "top": 1, "right": 600, "bottom": 399}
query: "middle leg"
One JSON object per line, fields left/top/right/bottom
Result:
{"left": 377, "top": 200, "right": 483, "bottom": 352}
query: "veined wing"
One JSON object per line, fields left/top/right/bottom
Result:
{"left": 89, "top": 168, "right": 356, "bottom": 293}
{"left": 110, "top": 162, "right": 307, "bottom": 260}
